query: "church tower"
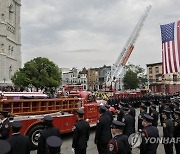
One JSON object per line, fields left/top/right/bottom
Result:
{"left": 0, "top": 0, "right": 21, "bottom": 86}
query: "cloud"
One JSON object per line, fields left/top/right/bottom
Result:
{"left": 21, "top": 0, "right": 180, "bottom": 70}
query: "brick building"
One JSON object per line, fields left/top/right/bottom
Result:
{"left": 87, "top": 68, "right": 99, "bottom": 91}
{"left": 147, "top": 62, "right": 180, "bottom": 93}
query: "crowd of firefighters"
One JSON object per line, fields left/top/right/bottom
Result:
{"left": 0, "top": 92, "right": 180, "bottom": 154}
{"left": 106, "top": 92, "right": 180, "bottom": 154}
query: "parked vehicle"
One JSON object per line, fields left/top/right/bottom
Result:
{"left": 0, "top": 90, "right": 99, "bottom": 149}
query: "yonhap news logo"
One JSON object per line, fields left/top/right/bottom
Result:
{"left": 128, "top": 132, "right": 142, "bottom": 148}
{"left": 143, "top": 137, "right": 180, "bottom": 144}
{"left": 128, "top": 132, "right": 180, "bottom": 148}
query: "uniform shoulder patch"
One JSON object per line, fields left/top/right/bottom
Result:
{"left": 163, "top": 122, "right": 166, "bottom": 128}
{"left": 141, "top": 131, "right": 146, "bottom": 137}
{"left": 174, "top": 122, "right": 178, "bottom": 126}
{"left": 5, "top": 124, "right": 9, "bottom": 128}
{"left": 72, "top": 126, "right": 76, "bottom": 131}
{"left": 141, "top": 130, "right": 148, "bottom": 137}
{"left": 108, "top": 143, "right": 114, "bottom": 151}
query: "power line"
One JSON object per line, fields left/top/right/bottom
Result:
{"left": 151, "top": 6, "right": 161, "bottom": 25}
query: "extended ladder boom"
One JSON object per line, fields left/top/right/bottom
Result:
{"left": 106, "top": 5, "right": 151, "bottom": 84}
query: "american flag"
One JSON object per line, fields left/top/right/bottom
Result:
{"left": 160, "top": 21, "right": 180, "bottom": 74}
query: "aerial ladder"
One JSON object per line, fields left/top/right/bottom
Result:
{"left": 106, "top": 5, "right": 151, "bottom": 90}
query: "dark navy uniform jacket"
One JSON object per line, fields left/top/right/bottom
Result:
{"left": 123, "top": 114, "right": 134, "bottom": 137}
{"left": 105, "top": 110, "right": 113, "bottom": 123}
{"left": 95, "top": 113, "right": 112, "bottom": 144}
{"left": 72, "top": 119, "right": 90, "bottom": 149}
{"left": 174, "top": 118, "right": 180, "bottom": 138}
{"left": 163, "top": 118, "right": 174, "bottom": 138}
{"left": 140, "top": 125, "right": 159, "bottom": 154}
{"left": 37, "top": 126, "right": 61, "bottom": 154}
{"left": 138, "top": 111, "right": 146, "bottom": 130}
{"left": 151, "top": 110, "right": 159, "bottom": 127}
{"left": 129, "top": 107, "right": 136, "bottom": 119}
{"left": 117, "top": 108, "right": 124, "bottom": 122}
{"left": 0, "top": 118, "right": 11, "bottom": 140}
{"left": 174, "top": 117, "right": 180, "bottom": 154}
{"left": 107, "top": 134, "right": 130, "bottom": 154}
{"left": 7, "top": 133, "right": 30, "bottom": 154}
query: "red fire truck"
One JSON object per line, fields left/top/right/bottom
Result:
{"left": 0, "top": 90, "right": 99, "bottom": 149}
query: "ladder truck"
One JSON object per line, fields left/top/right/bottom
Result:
{"left": 106, "top": 5, "right": 151, "bottom": 91}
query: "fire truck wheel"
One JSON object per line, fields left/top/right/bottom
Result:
{"left": 27, "top": 124, "right": 44, "bottom": 149}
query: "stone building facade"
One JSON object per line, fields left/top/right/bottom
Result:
{"left": 0, "top": 0, "right": 21, "bottom": 85}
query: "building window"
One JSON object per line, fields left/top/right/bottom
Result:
{"left": 155, "top": 67, "right": 159, "bottom": 74}
{"left": 9, "top": 65, "right": 12, "bottom": 78}
{"left": 173, "top": 74, "right": 177, "bottom": 81}
{"left": 10, "top": 46, "right": 13, "bottom": 56}
{"left": 1, "top": 44, "right": 4, "bottom": 53}
{"left": 156, "top": 77, "right": 159, "bottom": 82}
{"left": 9, "top": 4, "right": 14, "bottom": 24}
{"left": 149, "top": 76, "right": 153, "bottom": 82}
{"left": 149, "top": 68, "right": 152, "bottom": 74}
{"left": 9, "top": 45, "right": 11, "bottom": 56}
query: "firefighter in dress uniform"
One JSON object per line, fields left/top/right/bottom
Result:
{"left": 0, "top": 110, "right": 11, "bottom": 140}
{"left": 46, "top": 136, "right": 62, "bottom": 154}
{"left": 150, "top": 105, "right": 159, "bottom": 127}
{"left": 37, "top": 115, "right": 61, "bottom": 154}
{"left": 122, "top": 107, "right": 134, "bottom": 137}
{"left": 128, "top": 103, "right": 136, "bottom": 133}
{"left": 95, "top": 105, "right": 112, "bottom": 154}
{"left": 162, "top": 109, "right": 174, "bottom": 154}
{"left": 138, "top": 105, "right": 147, "bottom": 131}
{"left": 117, "top": 102, "right": 125, "bottom": 122}
{"left": 7, "top": 121, "right": 30, "bottom": 154}
{"left": 173, "top": 109, "right": 180, "bottom": 154}
{"left": 105, "top": 104, "right": 114, "bottom": 123}
{"left": 140, "top": 114, "right": 159, "bottom": 154}
{"left": 107, "top": 120, "right": 131, "bottom": 154}
{"left": 159, "top": 101, "right": 165, "bottom": 126}
{"left": 72, "top": 109, "right": 90, "bottom": 154}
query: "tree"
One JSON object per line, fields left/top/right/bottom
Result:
{"left": 123, "top": 69, "right": 139, "bottom": 90}
{"left": 123, "top": 63, "right": 147, "bottom": 90}
{"left": 11, "top": 57, "right": 61, "bottom": 92}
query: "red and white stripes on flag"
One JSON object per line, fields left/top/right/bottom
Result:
{"left": 160, "top": 20, "right": 180, "bottom": 74}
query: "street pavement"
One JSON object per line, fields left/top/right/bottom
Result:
{"left": 31, "top": 108, "right": 176, "bottom": 154}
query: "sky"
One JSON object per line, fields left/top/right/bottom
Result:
{"left": 21, "top": 0, "right": 180, "bottom": 70}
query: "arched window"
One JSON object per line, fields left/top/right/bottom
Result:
{"left": 9, "top": 4, "right": 14, "bottom": 24}
{"left": 9, "top": 45, "right": 11, "bottom": 56}
{"left": 9, "top": 65, "right": 12, "bottom": 78}
{"left": 11, "top": 46, "right": 13, "bottom": 56}
{"left": 1, "top": 44, "right": 4, "bottom": 53}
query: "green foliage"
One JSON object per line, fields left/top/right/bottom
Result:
{"left": 123, "top": 69, "right": 139, "bottom": 90}
{"left": 11, "top": 57, "right": 61, "bottom": 90}
{"left": 123, "top": 63, "right": 147, "bottom": 89}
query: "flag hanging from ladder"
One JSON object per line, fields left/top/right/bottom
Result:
{"left": 160, "top": 20, "right": 180, "bottom": 74}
